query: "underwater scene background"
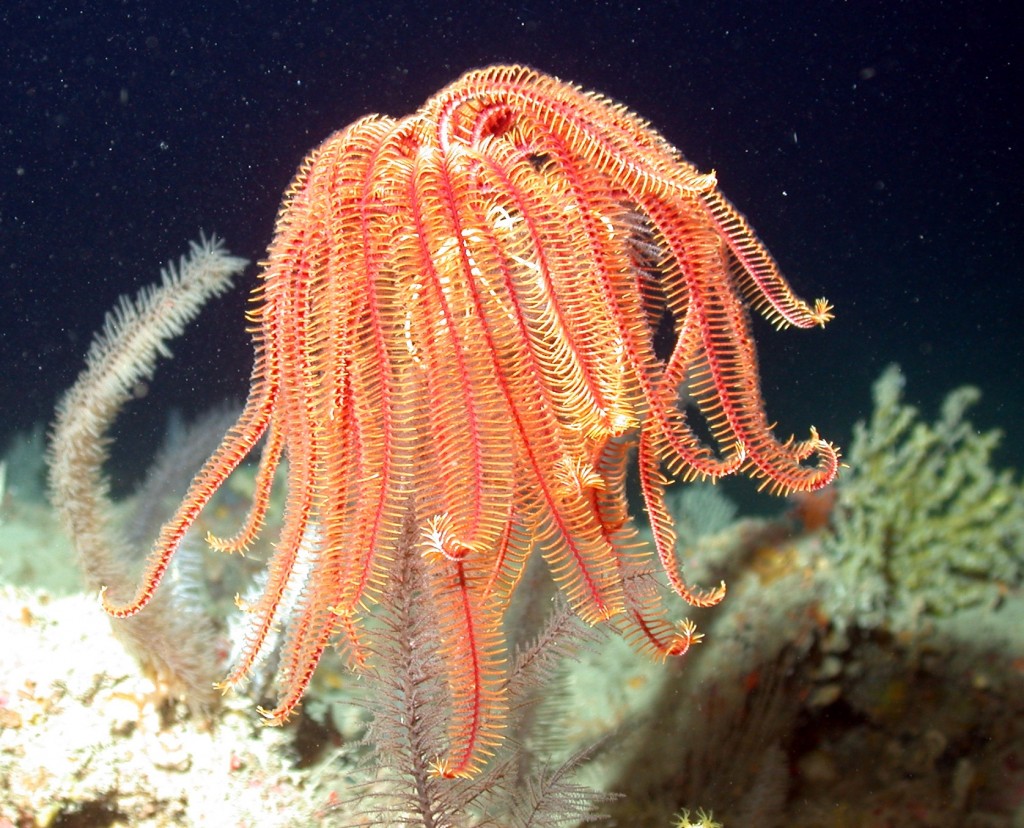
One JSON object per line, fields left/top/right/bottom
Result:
{"left": 1, "top": 2, "right": 1021, "bottom": 826}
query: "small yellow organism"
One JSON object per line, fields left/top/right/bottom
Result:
{"left": 673, "top": 808, "right": 723, "bottom": 828}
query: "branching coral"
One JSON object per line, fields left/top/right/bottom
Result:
{"left": 824, "top": 364, "right": 1024, "bottom": 627}
{"left": 48, "top": 236, "right": 247, "bottom": 711}
{"left": 338, "top": 513, "right": 612, "bottom": 826}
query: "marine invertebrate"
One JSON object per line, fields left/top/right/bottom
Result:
{"left": 339, "top": 512, "right": 612, "bottom": 825}
{"left": 674, "top": 809, "right": 723, "bottom": 828}
{"left": 825, "top": 364, "right": 1024, "bottom": 627}
{"left": 49, "top": 237, "right": 247, "bottom": 711}
{"left": 100, "top": 65, "right": 837, "bottom": 777}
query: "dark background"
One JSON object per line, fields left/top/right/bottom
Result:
{"left": 2, "top": 1, "right": 1021, "bottom": 497}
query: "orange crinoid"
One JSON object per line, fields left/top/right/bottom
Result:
{"left": 104, "top": 65, "right": 838, "bottom": 777}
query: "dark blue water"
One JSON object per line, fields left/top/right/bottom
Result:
{"left": 2, "top": 0, "right": 1020, "bottom": 485}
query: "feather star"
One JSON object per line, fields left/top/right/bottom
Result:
{"left": 103, "top": 65, "right": 839, "bottom": 778}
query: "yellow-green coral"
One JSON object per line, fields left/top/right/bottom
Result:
{"left": 824, "top": 365, "right": 1023, "bottom": 628}
{"left": 673, "top": 807, "right": 723, "bottom": 828}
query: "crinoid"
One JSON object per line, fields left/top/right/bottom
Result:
{"left": 102, "top": 65, "right": 838, "bottom": 778}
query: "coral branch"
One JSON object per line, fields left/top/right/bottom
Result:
{"left": 48, "top": 235, "right": 246, "bottom": 710}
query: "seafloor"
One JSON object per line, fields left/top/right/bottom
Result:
{"left": 1, "top": 408, "right": 1023, "bottom": 827}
